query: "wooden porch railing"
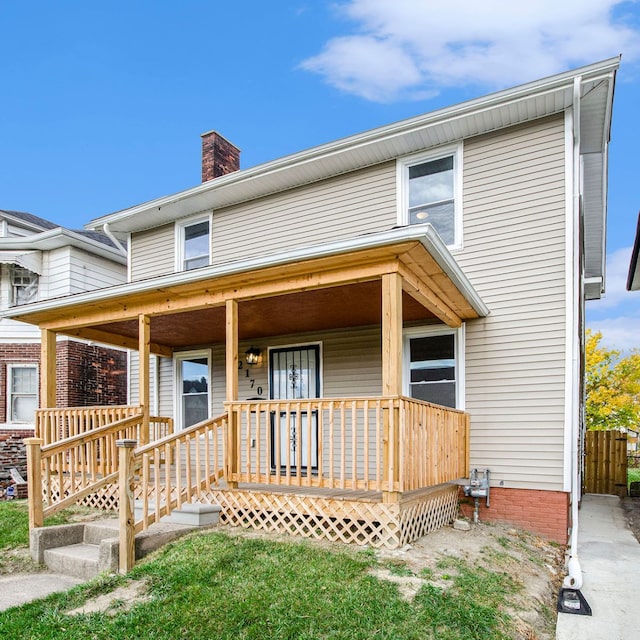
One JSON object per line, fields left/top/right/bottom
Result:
{"left": 226, "top": 396, "right": 469, "bottom": 493}
{"left": 134, "top": 414, "right": 227, "bottom": 532}
{"left": 35, "top": 406, "right": 174, "bottom": 446}
{"left": 25, "top": 412, "right": 146, "bottom": 528}
{"left": 27, "top": 397, "right": 468, "bottom": 572}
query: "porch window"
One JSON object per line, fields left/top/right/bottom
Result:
{"left": 7, "top": 364, "right": 38, "bottom": 423}
{"left": 10, "top": 266, "right": 38, "bottom": 306}
{"left": 407, "top": 332, "right": 458, "bottom": 409}
{"left": 398, "top": 145, "right": 462, "bottom": 247}
{"left": 177, "top": 217, "right": 210, "bottom": 271}
{"left": 176, "top": 353, "right": 210, "bottom": 429}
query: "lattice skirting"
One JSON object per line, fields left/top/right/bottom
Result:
{"left": 42, "top": 479, "right": 458, "bottom": 549}
{"left": 198, "top": 484, "right": 459, "bottom": 549}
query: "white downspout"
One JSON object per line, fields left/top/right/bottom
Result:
{"left": 563, "top": 76, "right": 583, "bottom": 590}
{"left": 102, "top": 222, "right": 128, "bottom": 256}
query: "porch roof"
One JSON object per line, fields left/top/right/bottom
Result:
{"left": 4, "top": 225, "right": 488, "bottom": 354}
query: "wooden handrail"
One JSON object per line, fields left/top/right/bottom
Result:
{"left": 133, "top": 414, "right": 228, "bottom": 534}
{"left": 41, "top": 414, "right": 143, "bottom": 457}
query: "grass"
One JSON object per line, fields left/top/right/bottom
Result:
{"left": 0, "top": 500, "right": 89, "bottom": 551}
{"left": 0, "top": 529, "right": 520, "bottom": 640}
{"left": 628, "top": 467, "right": 640, "bottom": 488}
{"left": 0, "top": 500, "right": 104, "bottom": 574}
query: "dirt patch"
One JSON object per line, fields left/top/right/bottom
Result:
{"left": 67, "top": 579, "right": 150, "bottom": 616}
{"left": 622, "top": 496, "right": 640, "bottom": 543}
{"left": 374, "top": 522, "right": 563, "bottom": 640}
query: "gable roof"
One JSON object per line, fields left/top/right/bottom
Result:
{"left": 0, "top": 210, "right": 127, "bottom": 264}
{"left": 628, "top": 212, "right": 640, "bottom": 291}
{"left": 85, "top": 58, "right": 618, "bottom": 286}
{"left": 0, "top": 209, "right": 59, "bottom": 232}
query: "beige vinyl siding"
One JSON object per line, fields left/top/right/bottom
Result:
{"left": 458, "top": 114, "right": 567, "bottom": 491}
{"left": 130, "top": 223, "right": 175, "bottom": 281}
{"left": 162, "top": 326, "right": 382, "bottom": 428}
{"left": 212, "top": 164, "right": 395, "bottom": 265}
{"left": 128, "top": 164, "right": 396, "bottom": 281}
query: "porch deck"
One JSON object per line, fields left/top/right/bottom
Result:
{"left": 27, "top": 396, "right": 468, "bottom": 555}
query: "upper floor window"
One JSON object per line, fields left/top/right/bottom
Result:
{"left": 176, "top": 217, "right": 211, "bottom": 271}
{"left": 398, "top": 145, "right": 462, "bottom": 248}
{"left": 10, "top": 266, "right": 38, "bottom": 306}
{"left": 7, "top": 364, "right": 38, "bottom": 423}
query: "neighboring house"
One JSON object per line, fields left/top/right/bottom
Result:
{"left": 0, "top": 210, "right": 128, "bottom": 483}
{"left": 6, "top": 58, "right": 618, "bottom": 552}
{"left": 628, "top": 212, "right": 640, "bottom": 291}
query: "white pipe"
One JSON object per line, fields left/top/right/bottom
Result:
{"left": 563, "top": 75, "right": 583, "bottom": 591}
{"left": 102, "top": 222, "right": 128, "bottom": 256}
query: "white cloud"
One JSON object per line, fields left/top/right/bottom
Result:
{"left": 587, "top": 315, "right": 640, "bottom": 351}
{"left": 590, "top": 246, "right": 640, "bottom": 310}
{"left": 302, "top": 0, "right": 640, "bottom": 101}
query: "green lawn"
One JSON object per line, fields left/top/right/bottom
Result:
{"left": 0, "top": 500, "right": 85, "bottom": 551}
{"left": 629, "top": 467, "right": 640, "bottom": 488}
{"left": 0, "top": 529, "right": 518, "bottom": 640}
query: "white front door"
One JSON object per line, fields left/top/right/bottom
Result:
{"left": 269, "top": 345, "right": 320, "bottom": 472}
{"left": 175, "top": 351, "right": 210, "bottom": 429}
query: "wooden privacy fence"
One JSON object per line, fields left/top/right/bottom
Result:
{"left": 584, "top": 429, "right": 627, "bottom": 497}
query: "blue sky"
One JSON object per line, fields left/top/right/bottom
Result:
{"left": 1, "top": 1, "right": 638, "bottom": 349}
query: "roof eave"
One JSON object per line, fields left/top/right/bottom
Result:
{"left": 0, "top": 228, "right": 127, "bottom": 265}
{"left": 86, "top": 57, "right": 621, "bottom": 235}
{"left": 3, "top": 225, "right": 488, "bottom": 322}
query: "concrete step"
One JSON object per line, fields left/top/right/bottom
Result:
{"left": 83, "top": 519, "right": 119, "bottom": 545}
{"left": 162, "top": 503, "right": 222, "bottom": 526}
{"left": 32, "top": 503, "right": 223, "bottom": 580}
{"left": 44, "top": 543, "right": 100, "bottom": 580}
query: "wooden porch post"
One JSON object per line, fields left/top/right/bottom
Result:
{"left": 226, "top": 299, "right": 239, "bottom": 488}
{"left": 381, "top": 273, "right": 403, "bottom": 503}
{"left": 138, "top": 314, "right": 151, "bottom": 445}
{"left": 25, "top": 437, "right": 43, "bottom": 529}
{"left": 117, "top": 438, "right": 137, "bottom": 573}
{"left": 40, "top": 329, "right": 57, "bottom": 410}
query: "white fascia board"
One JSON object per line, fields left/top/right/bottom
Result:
{"left": 87, "top": 58, "right": 620, "bottom": 235}
{"left": 0, "top": 228, "right": 127, "bottom": 264}
{"left": 1, "top": 225, "right": 488, "bottom": 320}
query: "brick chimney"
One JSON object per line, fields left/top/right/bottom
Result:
{"left": 201, "top": 130, "right": 241, "bottom": 182}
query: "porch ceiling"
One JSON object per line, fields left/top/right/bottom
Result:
{"left": 90, "top": 282, "right": 435, "bottom": 348}
{"left": 6, "top": 232, "right": 487, "bottom": 355}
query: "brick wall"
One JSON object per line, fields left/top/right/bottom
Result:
{"left": 0, "top": 340, "right": 128, "bottom": 483}
{"left": 0, "top": 428, "right": 33, "bottom": 483}
{"left": 57, "top": 341, "right": 127, "bottom": 407}
{"left": 459, "top": 487, "right": 570, "bottom": 543}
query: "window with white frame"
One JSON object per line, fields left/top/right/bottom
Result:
{"left": 175, "top": 351, "right": 210, "bottom": 429}
{"left": 405, "top": 329, "right": 461, "bottom": 409}
{"left": 177, "top": 217, "right": 210, "bottom": 271}
{"left": 10, "top": 266, "right": 38, "bottom": 306}
{"left": 7, "top": 364, "right": 38, "bottom": 423}
{"left": 399, "top": 146, "right": 461, "bottom": 247}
